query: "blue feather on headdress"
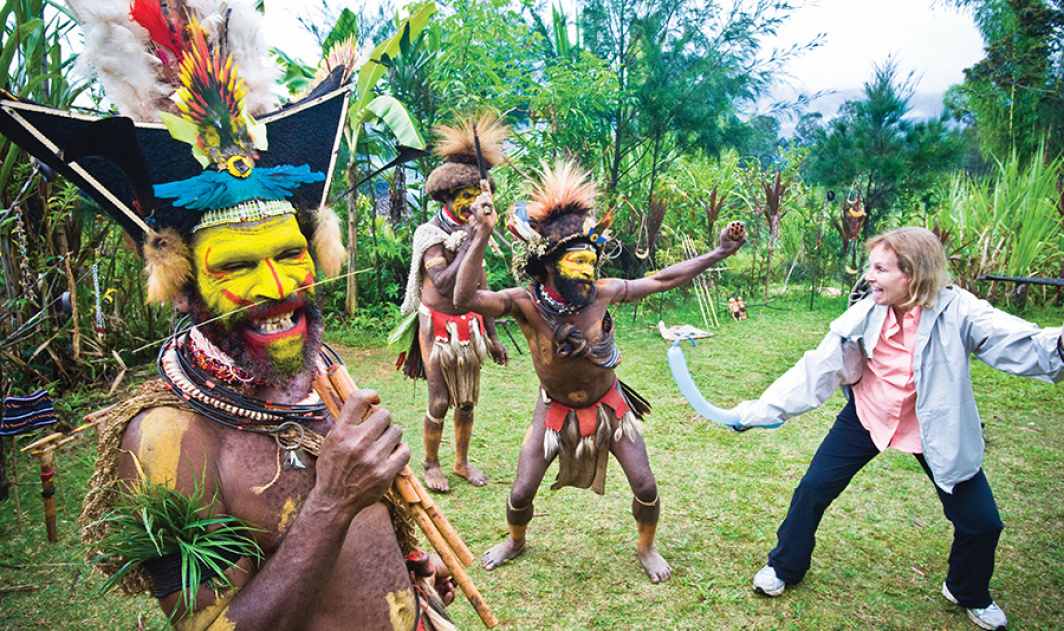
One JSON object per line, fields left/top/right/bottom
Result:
{"left": 154, "top": 164, "right": 325, "bottom": 211}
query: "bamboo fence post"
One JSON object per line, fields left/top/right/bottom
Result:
{"left": 35, "top": 448, "right": 57, "bottom": 542}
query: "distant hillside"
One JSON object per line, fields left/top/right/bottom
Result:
{"left": 773, "top": 88, "right": 951, "bottom": 137}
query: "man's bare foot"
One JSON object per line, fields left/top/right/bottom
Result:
{"left": 453, "top": 463, "right": 488, "bottom": 487}
{"left": 423, "top": 461, "right": 450, "bottom": 493}
{"left": 638, "top": 546, "right": 672, "bottom": 583}
{"left": 482, "top": 537, "right": 525, "bottom": 570}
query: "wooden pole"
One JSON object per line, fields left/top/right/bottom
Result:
{"left": 36, "top": 448, "right": 57, "bottom": 542}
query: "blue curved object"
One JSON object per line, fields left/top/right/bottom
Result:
{"left": 667, "top": 337, "right": 781, "bottom": 431}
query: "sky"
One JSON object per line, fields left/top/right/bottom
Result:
{"left": 261, "top": 0, "right": 988, "bottom": 122}
{"left": 763, "top": 0, "right": 986, "bottom": 122}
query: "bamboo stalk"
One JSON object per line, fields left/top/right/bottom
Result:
{"left": 312, "top": 367, "right": 496, "bottom": 628}
{"left": 324, "top": 366, "right": 475, "bottom": 567}
{"left": 20, "top": 432, "right": 62, "bottom": 453}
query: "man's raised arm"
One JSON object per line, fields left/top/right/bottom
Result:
{"left": 617, "top": 221, "right": 747, "bottom": 303}
{"left": 454, "top": 195, "right": 513, "bottom": 318}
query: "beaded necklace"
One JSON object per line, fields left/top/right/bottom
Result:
{"left": 187, "top": 327, "right": 262, "bottom": 385}
{"left": 158, "top": 320, "right": 333, "bottom": 433}
{"left": 435, "top": 207, "right": 464, "bottom": 235}
{"left": 530, "top": 281, "right": 584, "bottom": 316}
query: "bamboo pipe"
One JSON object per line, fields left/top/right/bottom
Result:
{"left": 312, "top": 365, "right": 497, "bottom": 629}
{"left": 323, "top": 365, "right": 475, "bottom": 567}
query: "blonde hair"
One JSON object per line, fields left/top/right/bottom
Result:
{"left": 866, "top": 227, "right": 950, "bottom": 309}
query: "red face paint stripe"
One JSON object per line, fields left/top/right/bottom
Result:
{"left": 301, "top": 272, "right": 314, "bottom": 288}
{"left": 265, "top": 259, "right": 284, "bottom": 297}
{"left": 202, "top": 247, "right": 233, "bottom": 281}
{"left": 222, "top": 289, "right": 256, "bottom": 307}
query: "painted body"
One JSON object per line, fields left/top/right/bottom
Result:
{"left": 120, "top": 404, "right": 415, "bottom": 631}
{"left": 415, "top": 188, "right": 508, "bottom": 493}
{"left": 455, "top": 193, "right": 747, "bottom": 583}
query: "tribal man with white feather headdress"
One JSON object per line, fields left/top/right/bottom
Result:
{"left": 0, "top": 2, "right": 458, "bottom": 629}
{"left": 454, "top": 159, "right": 747, "bottom": 583}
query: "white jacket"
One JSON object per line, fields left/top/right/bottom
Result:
{"left": 735, "top": 286, "right": 1064, "bottom": 492}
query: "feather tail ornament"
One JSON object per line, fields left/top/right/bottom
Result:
{"left": 312, "top": 205, "right": 346, "bottom": 279}
{"left": 144, "top": 228, "right": 192, "bottom": 304}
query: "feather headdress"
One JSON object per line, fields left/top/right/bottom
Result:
{"left": 67, "top": 0, "right": 280, "bottom": 122}
{"left": 509, "top": 159, "right": 614, "bottom": 283}
{"left": 0, "top": 3, "right": 351, "bottom": 304}
{"left": 425, "top": 112, "right": 508, "bottom": 201}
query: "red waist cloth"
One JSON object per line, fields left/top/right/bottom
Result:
{"left": 425, "top": 304, "right": 485, "bottom": 343}
{"left": 543, "top": 378, "right": 631, "bottom": 438}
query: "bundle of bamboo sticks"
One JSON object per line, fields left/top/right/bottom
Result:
{"left": 312, "top": 365, "right": 497, "bottom": 629}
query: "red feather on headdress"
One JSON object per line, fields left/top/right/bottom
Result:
{"left": 129, "top": 0, "right": 187, "bottom": 65}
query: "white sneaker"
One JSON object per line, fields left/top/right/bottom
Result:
{"left": 752, "top": 565, "right": 785, "bottom": 597}
{"left": 942, "top": 583, "right": 1007, "bottom": 630}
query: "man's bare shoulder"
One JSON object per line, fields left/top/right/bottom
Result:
{"left": 122, "top": 406, "right": 219, "bottom": 489}
{"left": 502, "top": 286, "right": 536, "bottom": 317}
{"left": 595, "top": 277, "right": 627, "bottom": 303}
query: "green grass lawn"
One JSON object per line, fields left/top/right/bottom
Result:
{"left": 2, "top": 288, "right": 1062, "bottom": 630}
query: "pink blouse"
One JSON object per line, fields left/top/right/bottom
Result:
{"left": 852, "top": 306, "right": 923, "bottom": 453}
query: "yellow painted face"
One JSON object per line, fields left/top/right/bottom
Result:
{"left": 191, "top": 214, "right": 316, "bottom": 369}
{"left": 448, "top": 186, "right": 482, "bottom": 223}
{"left": 557, "top": 248, "right": 598, "bottom": 282}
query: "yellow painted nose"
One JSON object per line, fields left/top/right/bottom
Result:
{"left": 248, "top": 259, "right": 300, "bottom": 302}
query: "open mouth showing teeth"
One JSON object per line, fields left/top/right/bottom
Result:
{"left": 252, "top": 310, "right": 298, "bottom": 335}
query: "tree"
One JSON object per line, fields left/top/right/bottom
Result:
{"left": 327, "top": 3, "right": 434, "bottom": 317}
{"left": 579, "top": 0, "right": 808, "bottom": 265}
{"left": 944, "top": 0, "right": 1064, "bottom": 162}
{"left": 802, "top": 59, "right": 963, "bottom": 232}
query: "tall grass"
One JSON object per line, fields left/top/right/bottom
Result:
{"left": 937, "top": 150, "right": 1063, "bottom": 298}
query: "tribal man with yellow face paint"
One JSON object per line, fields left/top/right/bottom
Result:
{"left": 0, "top": 14, "right": 463, "bottom": 629}
{"left": 110, "top": 203, "right": 457, "bottom": 631}
{"left": 187, "top": 214, "right": 323, "bottom": 388}
{"left": 397, "top": 115, "right": 510, "bottom": 494}
{"left": 453, "top": 159, "right": 747, "bottom": 585}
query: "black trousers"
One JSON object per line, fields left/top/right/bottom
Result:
{"left": 767, "top": 399, "right": 1003, "bottom": 608}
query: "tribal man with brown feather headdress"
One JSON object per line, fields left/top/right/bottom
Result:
{"left": 395, "top": 113, "right": 509, "bottom": 493}
{"left": 453, "top": 159, "right": 747, "bottom": 583}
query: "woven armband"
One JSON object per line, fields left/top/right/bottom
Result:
{"left": 142, "top": 546, "right": 244, "bottom": 598}
{"left": 425, "top": 255, "right": 447, "bottom": 270}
